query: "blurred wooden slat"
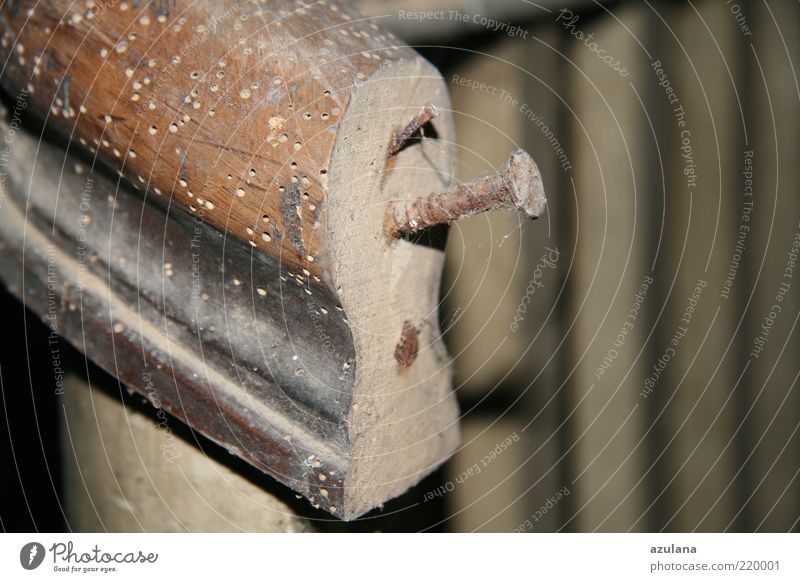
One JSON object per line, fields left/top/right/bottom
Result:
{"left": 564, "top": 3, "right": 651, "bottom": 531}
{"left": 62, "top": 375, "right": 313, "bottom": 532}
{"left": 450, "top": 418, "right": 532, "bottom": 532}
{"left": 652, "top": 0, "right": 741, "bottom": 532}
{"left": 518, "top": 24, "right": 574, "bottom": 532}
{"left": 747, "top": 0, "right": 800, "bottom": 532}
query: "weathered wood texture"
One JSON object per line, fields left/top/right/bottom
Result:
{"left": 0, "top": 0, "right": 413, "bottom": 278}
{"left": 0, "top": 0, "right": 461, "bottom": 520}
{"left": 0, "top": 124, "right": 354, "bottom": 515}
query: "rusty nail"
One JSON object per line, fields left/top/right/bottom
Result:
{"left": 387, "top": 102, "right": 439, "bottom": 156}
{"left": 385, "top": 149, "right": 547, "bottom": 237}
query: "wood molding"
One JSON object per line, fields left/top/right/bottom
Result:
{"left": 0, "top": 0, "right": 462, "bottom": 520}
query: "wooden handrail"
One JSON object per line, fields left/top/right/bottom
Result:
{"left": 0, "top": 0, "right": 546, "bottom": 520}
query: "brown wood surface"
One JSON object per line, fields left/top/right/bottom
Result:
{"left": 0, "top": 0, "right": 413, "bottom": 278}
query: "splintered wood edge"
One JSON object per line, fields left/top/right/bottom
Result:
{"left": 327, "top": 59, "right": 460, "bottom": 520}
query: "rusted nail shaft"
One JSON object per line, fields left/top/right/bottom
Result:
{"left": 385, "top": 149, "right": 547, "bottom": 237}
{"left": 388, "top": 102, "right": 439, "bottom": 156}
